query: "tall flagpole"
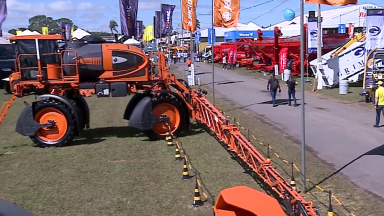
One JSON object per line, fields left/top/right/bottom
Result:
{"left": 300, "top": 0, "right": 306, "bottom": 193}
{"left": 211, "top": 0, "right": 215, "bottom": 106}
{"left": 180, "top": 0, "right": 185, "bottom": 80}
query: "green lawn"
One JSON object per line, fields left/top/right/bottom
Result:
{"left": 0, "top": 92, "right": 259, "bottom": 216}
{"left": 171, "top": 67, "right": 384, "bottom": 216}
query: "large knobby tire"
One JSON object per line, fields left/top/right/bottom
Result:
{"left": 143, "top": 95, "right": 187, "bottom": 140}
{"left": 30, "top": 100, "right": 76, "bottom": 147}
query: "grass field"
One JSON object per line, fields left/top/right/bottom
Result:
{"left": 0, "top": 70, "right": 383, "bottom": 216}
{"left": 171, "top": 68, "right": 384, "bottom": 216}
{"left": 0, "top": 92, "right": 260, "bottom": 216}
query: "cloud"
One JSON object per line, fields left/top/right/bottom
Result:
{"left": 2, "top": 0, "right": 107, "bottom": 31}
{"left": 138, "top": 2, "right": 160, "bottom": 10}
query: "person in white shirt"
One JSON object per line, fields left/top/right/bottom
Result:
{"left": 177, "top": 52, "right": 181, "bottom": 63}
{"left": 222, "top": 55, "right": 228, "bottom": 70}
{"left": 183, "top": 52, "right": 188, "bottom": 63}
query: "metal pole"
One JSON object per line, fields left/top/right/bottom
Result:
{"left": 300, "top": 0, "right": 306, "bottom": 193}
{"left": 180, "top": 0, "right": 185, "bottom": 80}
{"left": 317, "top": 5, "right": 322, "bottom": 64}
{"left": 211, "top": 0, "right": 215, "bottom": 106}
{"left": 190, "top": 31, "right": 194, "bottom": 63}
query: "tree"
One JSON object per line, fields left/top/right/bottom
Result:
{"left": 26, "top": 15, "right": 77, "bottom": 34}
{"left": 109, "top": 20, "right": 118, "bottom": 35}
{"left": 196, "top": 19, "right": 200, "bottom": 29}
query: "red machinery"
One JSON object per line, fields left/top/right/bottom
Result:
{"left": 209, "top": 26, "right": 350, "bottom": 75}
{"left": 0, "top": 34, "right": 320, "bottom": 215}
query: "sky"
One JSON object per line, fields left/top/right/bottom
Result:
{"left": 2, "top": 0, "right": 383, "bottom": 32}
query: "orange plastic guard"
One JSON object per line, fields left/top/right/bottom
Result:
{"left": 213, "top": 186, "right": 286, "bottom": 216}
{"left": 46, "top": 63, "right": 61, "bottom": 79}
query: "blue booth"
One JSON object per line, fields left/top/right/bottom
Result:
{"left": 224, "top": 30, "right": 275, "bottom": 42}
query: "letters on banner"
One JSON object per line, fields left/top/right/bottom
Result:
{"left": 181, "top": 0, "right": 197, "bottom": 32}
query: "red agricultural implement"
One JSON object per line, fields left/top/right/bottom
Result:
{"left": 0, "top": 34, "right": 319, "bottom": 215}
{"left": 211, "top": 26, "right": 350, "bottom": 75}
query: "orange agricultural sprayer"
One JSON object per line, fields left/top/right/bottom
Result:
{"left": 0, "top": 34, "right": 320, "bottom": 216}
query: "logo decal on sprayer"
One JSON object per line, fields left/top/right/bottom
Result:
{"left": 310, "top": 30, "right": 317, "bottom": 37}
{"left": 369, "top": 26, "right": 381, "bottom": 36}
{"left": 354, "top": 47, "right": 366, "bottom": 57}
{"left": 112, "top": 56, "right": 128, "bottom": 64}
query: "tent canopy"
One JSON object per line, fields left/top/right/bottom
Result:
{"left": 124, "top": 36, "right": 140, "bottom": 45}
{"left": 72, "top": 28, "right": 90, "bottom": 39}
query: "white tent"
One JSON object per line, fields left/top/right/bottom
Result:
{"left": 0, "top": 32, "right": 13, "bottom": 44}
{"left": 72, "top": 28, "right": 90, "bottom": 39}
{"left": 265, "top": 3, "right": 382, "bottom": 35}
{"left": 18, "top": 30, "right": 35, "bottom": 36}
{"left": 280, "top": 24, "right": 301, "bottom": 37}
{"left": 123, "top": 36, "right": 140, "bottom": 45}
{"left": 32, "top": 31, "right": 41, "bottom": 35}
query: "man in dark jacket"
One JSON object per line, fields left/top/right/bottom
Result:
{"left": 267, "top": 73, "right": 281, "bottom": 107}
{"left": 286, "top": 75, "right": 298, "bottom": 106}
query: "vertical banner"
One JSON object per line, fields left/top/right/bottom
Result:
{"left": 348, "top": 23, "right": 354, "bottom": 38}
{"left": 161, "top": 4, "right": 176, "bottom": 37}
{"left": 213, "top": 0, "right": 240, "bottom": 28}
{"left": 119, "top": 0, "right": 138, "bottom": 36}
{"left": 42, "top": 27, "right": 48, "bottom": 35}
{"left": 181, "top": 0, "right": 197, "bottom": 32}
{"left": 155, "top": 11, "right": 161, "bottom": 38}
{"left": 153, "top": 16, "right": 157, "bottom": 39}
{"left": 70, "top": 26, "right": 74, "bottom": 39}
{"left": 194, "top": 31, "right": 201, "bottom": 44}
{"left": 61, "top": 22, "right": 72, "bottom": 40}
{"left": 136, "top": 20, "right": 143, "bottom": 39}
{"left": 338, "top": 24, "right": 346, "bottom": 33}
{"left": 307, "top": 17, "right": 318, "bottom": 54}
{"left": 208, "top": 28, "right": 215, "bottom": 45}
{"left": 304, "top": 0, "right": 357, "bottom": 6}
{"left": 0, "top": 0, "right": 7, "bottom": 37}
{"left": 364, "top": 9, "right": 384, "bottom": 89}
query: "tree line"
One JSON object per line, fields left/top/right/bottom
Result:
{"left": 8, "top": 15, "right": 111, "bottom": 36}
{"left": 8, "top": 15, "right": 201, "bottom": 36}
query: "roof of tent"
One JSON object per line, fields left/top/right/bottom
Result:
{"left": 124, "top": 37, "right": 140, "bottom": 45}
{"left": 178, "top": 22, "right": 263, "bottom": 38}
{"left": 0, "top": 32, "right": 13, "bottom": 44}
{"left": 18, "top": 30, "right": 36, "bottom": 36}
{"left": 265, "top": 3, "right": 381, "bottom": 30}
{"left": 72, "top": 28, "right": 91, "bottom": 39}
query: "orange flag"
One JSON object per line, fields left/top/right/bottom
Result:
{"left": 181, "top": 0, "right": 198, "bottom": 32}
{"left": 214, "top": 0, "right": 240, "bottom": 28}
{"left": 305, "top": 0, "right": 357, "bottom": 6}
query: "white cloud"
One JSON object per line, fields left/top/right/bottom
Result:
{"left": 2, "top": 0, "right": 107, "bottom": 31}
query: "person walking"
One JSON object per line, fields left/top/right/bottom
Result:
{"left": 286, "top": 75, "right": 298, "bottom": 106}
{"left": 374, "top": 81, "right": 384, "bottom": 127}
{"left": 267, "top": 73, "right": 281, "bottom": 107}
{"left": 222, "top": 55, "right": 228, "bottom": 70}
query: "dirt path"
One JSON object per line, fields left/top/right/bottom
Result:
{"left": 172, "top": 62, "right": 384, "bottom": 199}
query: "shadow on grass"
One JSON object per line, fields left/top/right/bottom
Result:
{"left": 68, "top": 123, "right": 206, "bottom": 146}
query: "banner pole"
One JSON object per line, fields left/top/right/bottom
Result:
{"left": 300, "top": 0, "right": 306, "bottom": 193}
{"left": 211, "top": 0, "right": 215, "bottom": 106}
{"left": 180, "top": 0, "right": 185, "bottom": 80}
